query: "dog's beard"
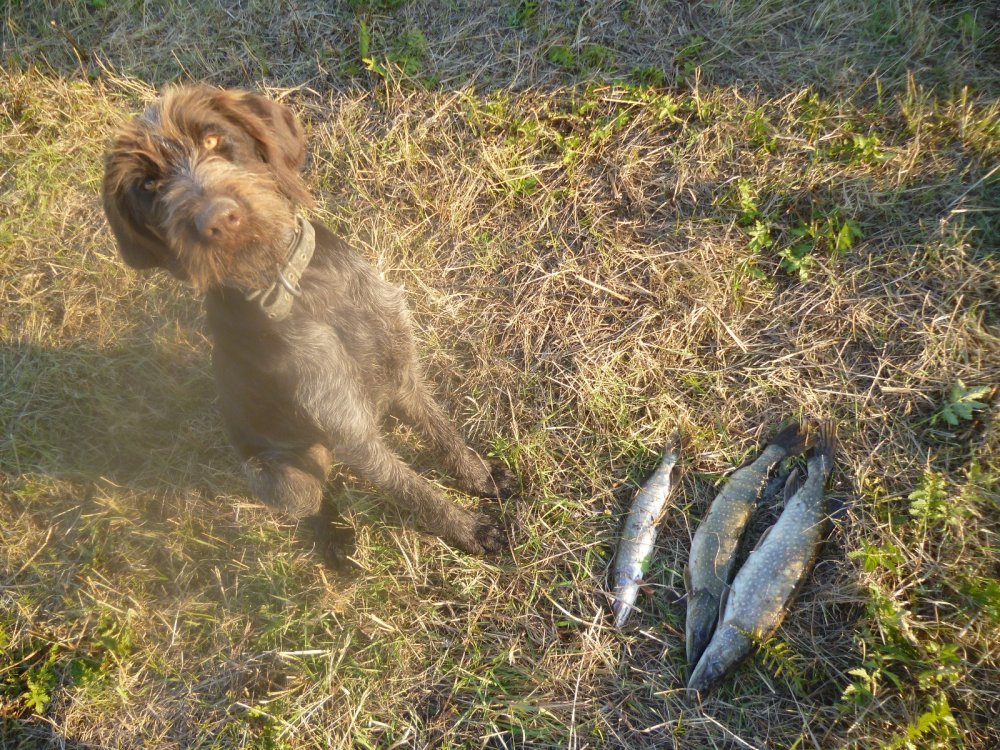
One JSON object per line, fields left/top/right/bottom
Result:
{"left": 162, "top": 175, "right": 299, "bottom": 292}
{"left": 174, "top": 222, "right": 297, "bottom": 292}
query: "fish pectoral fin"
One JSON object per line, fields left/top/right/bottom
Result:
{"left": 683, "top": 565, "right": 692, "bottom": 595}
{"left": 717, "top": 584, "right": 732, "bottom": 629}
{"left": 783, "top": 467, "right": 803, "bottom": 501}
{"left": 639, "top": 581, "right": 656, "bottom": 596}
{"left": 751, "top": 524, "right": 774, "bottom": 553}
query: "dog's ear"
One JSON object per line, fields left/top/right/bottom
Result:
{"left": 101, "top": 166, "right": 180, "bottom": 275}
{"left": 213, "top": 90, "right": 312, "bottom": 206}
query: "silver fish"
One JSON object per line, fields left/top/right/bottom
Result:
{"left": 687, "top": 423, "right": 836, "bottom": 692}
{"left": 610, "top": 433, "right": 681, "bottom": 627}
{"left": 684, "top": 422, "right": 809, "bottom": 671}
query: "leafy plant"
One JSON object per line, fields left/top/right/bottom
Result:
{"left": 734, "top": 178, "right": 761, "bottom": 225}
{"left": 842, "top": 665, "right": 880, "bottom": 705}
{"left": 509, "top": 0, "right": 538, "bottom": 28}
{"left": 546, "top": 45, "right": 574, "bottom": 68}
{"left": 580, "top": 44, "right": 613, "bottom": 70}
{"left": 674, "top": 34, "right": 705, "bottom": 84}
{"left": 883, "top": 694, "right": 960, "bottom": 750}
{"left": 387, "top": 28, "right": 428, "bottom": 77}
{"left": 779, "top": 211, "right": 861, "bottom": 280}
{"left": 589, "top": 110, "right": 630, "bottom": 144}
{"left": 908, "top": 470, "right": 951, "bottom": 525}
{"left": 932, "top": 381, "right": 991, "bottom": 426}
{"left": 746, "top": 221, "right": 774, "bottom": 255}
{"left": 777, "top": 238, "right": 818, "bottom": 280}
{"left": 849, "top": 539, "right": 906, "bottom": 574}
{"left": 841, "top": 133, "right": 891, "bottom": 165}
{"left": 358, "top": 22, "right": 428, "bottom": 80}
{"left": 754, "top": 635, "right": 806, "bottom": 693}
{"left": 23, "top": 649, "right": 59, "bottom": 714}
{"left": 631, "top": 66, "right": 666, "bottom": 87}
{"left": 746, "top": 108, "right": 777, "bottom": 152}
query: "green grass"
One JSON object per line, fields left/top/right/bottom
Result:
{"left": 2, "top": 1, "right": 999, "bottom": 748}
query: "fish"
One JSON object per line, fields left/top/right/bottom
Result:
{"left": 684, "top": 422, "right": 809, "bottom": 672}
{"left": 687, "top": 423, "right": 836, "bottom": 693}
{"left": 610, "top": 432, "right": 682, "bottom": 627}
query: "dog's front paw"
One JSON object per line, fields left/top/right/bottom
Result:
{"left": 473, "top": 513, "right": 506, "bottom": 554}
{"left": 298, "top": 513, "right": 357, "bottom": 576}
{"left": 480, "top": 459, "right": 518, "bottom": 500}
{"left": 443, "top": 511, "right": 505, "bottom": 555}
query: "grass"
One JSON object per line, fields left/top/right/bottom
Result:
{"left": 2, "top": 1, "right": 999, "bottom": 748}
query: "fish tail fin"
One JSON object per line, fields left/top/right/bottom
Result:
{"left": 812, "top": 422, "right": 837, "bottom": 478}
{"left": 770, "top": 421, "right": 810, "bottom": 457}
{"left": 665, "top": 429, "right": 682, "bottom": 460}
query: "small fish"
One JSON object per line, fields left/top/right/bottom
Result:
{"left": 610, "top": 433, "right": 682, "bottom": 627}
{"left": 684, "top": 423, "right": 809, "bottom": 671}
{"left": 687, "top": 423, "right": 836, "bottom": 693}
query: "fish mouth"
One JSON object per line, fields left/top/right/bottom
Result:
{"left": 685, "top": 628, "right": 713, "bottom": 677}
{"left": 609, "top": 583, "right": 639, "bottom": 627}
{"left": 687, "top": 650, "right": 727, "bottom": 692}
{"left": 684, "top": 595, "right": 719, "bottom": 669}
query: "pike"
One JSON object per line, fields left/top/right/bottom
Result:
{"left": 684, "top": 422, "right": 809, "bottom": 671}
{"left": 687, "top": 423, "right": 836, "bottom": 692}
{"left": 610, "top": 433, "right": 682, "bottom": 627}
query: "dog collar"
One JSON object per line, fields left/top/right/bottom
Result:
{"left": 244, "top": 217, "right": 316, "bottom": 321}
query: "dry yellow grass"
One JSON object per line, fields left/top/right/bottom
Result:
{"left": 2, "top": 2, "right": 999, "bottom": 748}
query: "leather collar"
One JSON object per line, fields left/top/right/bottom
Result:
{"left": 244, "top": 217, "right": 316, "bottom": 321}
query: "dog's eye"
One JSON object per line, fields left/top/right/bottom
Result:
{"left": 142, "top": 179, "right": 159, "bottom": 192}
{"left": 202, "top": 134, "right": 220, "bottom": 150}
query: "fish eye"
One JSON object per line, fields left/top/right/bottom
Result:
{"left": 142, "top": 178, "right": 158, "bottom": 192}
{"left": 202, "top": 134, "right": 220, "bottom": 150}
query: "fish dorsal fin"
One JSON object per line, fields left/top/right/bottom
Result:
{"left": 751, "top": 523, "right": 774, "bottom": 553}
{"left": 783, "top": 467, "right": 803, "bottom": 502}
{"left": 717, "top": 584, "right": 731, "bottom": 628}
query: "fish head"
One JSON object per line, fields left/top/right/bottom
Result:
{"left": 684, "top": 591, "right": 719, "bottom": 669}
{"left": 686, "top": 625, "right": 751, "bottom": 693}
{"left": 610, "top": 580, "right": 640, "bottom": 628}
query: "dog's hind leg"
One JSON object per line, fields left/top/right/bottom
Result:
{"left": 391, "top": 373, "right": 516, "bottom": 499}
{"left": 243, "top": 444, "right": 331, "bottom": 518}
{"left": 243, "top": 444, "right": 352, "bottom": 568}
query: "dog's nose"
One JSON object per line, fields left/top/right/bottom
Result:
{"left": 194, "top": 198, "right": 242, "bottom": 240}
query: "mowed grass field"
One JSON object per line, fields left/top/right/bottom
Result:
{"left": 2, "top": 1, "right": 999, "bottom": 748}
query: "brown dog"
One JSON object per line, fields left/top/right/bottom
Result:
{"left": 102, "top": 86, "right": 514, "bottom": 558}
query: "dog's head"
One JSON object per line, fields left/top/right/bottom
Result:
{"left": 102, "top": 86, "right": 312, "bottom": 291}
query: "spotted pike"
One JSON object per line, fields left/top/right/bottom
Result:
{"left": 687, "top": 423, "right": 836, "bottom": 692}
{"left": 610, "top": 433, "right": 681, "bottom": 627}
{"left": 684, "top": 423, "right": 809, "bottom": 671}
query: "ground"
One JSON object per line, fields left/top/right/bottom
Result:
{"left": 1, "top": 1, "right": 998, "bottom": 748}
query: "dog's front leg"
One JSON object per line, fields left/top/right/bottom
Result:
{"left": 391, "top": 371, "right": 517, "bottom": 499}
{"left": 336, "top": 432, "right": 504, "bottom": 554}
{"left": 296, "top": 334, "right": 504, "bottom": 555}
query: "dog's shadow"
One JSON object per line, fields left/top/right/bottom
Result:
{"left": 1, "top": 334, "right": 230, "bottom": 494}
{"left": 0, "top": 332, "right": 505, "bottom": 575}
{"left": 0, "top": 333, "right": 368, "bottom": 574}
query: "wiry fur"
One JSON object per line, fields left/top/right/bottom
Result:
{"left": 102, "top": 85, "right": 516, "bottom": 557}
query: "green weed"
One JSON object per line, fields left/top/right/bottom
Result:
{"left": 546, "top": 44, "right": 574, "bottom": 68}
{"left": 779, "top": 211, "right": 861, "bottom": 281}
{"left": 754, "top": 636, "right": 807, "bottom": 694}
{"left": 508, "top": 0, "right": 538, "bottom": 29}
{"left": 932, "top": 382, "right": 992, "bottom": 427}
{"left": 883, "top": 694, "right": 961, "bottom": 750}
{"left": 908, "top": 470, "right": 958, "bottom": 528}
